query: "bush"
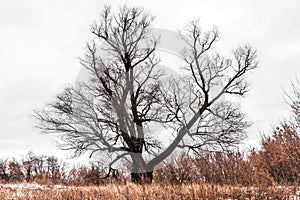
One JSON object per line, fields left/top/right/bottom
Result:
{"left": 255, "top": 124, "right": 300, "bottom": 185}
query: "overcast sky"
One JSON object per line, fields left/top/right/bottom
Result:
{"left": 0, "top": 0, "right": 299, "bottom": 161}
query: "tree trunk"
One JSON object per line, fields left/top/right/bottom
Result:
{"left": 130, "top": 156, "right": 154, "bottom": 184}
{"left": 131, "top": 171, "right": 153, "bottom": 184}
{"left": 131, "top": 151, "right": 154, "bottom": 184}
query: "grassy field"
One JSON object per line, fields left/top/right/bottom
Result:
{"left": 1, "top": 183, "right": 299, "bottom": 200}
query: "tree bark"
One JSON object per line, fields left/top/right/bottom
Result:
{"left": 131, "top": 171, "right": 153, "bottom": 184}
{"left": 130, "top": 156, "right": 154, "bottom": 184}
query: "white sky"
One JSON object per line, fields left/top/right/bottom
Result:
{"left": 0, "top": 0, "right": 300, "bottom": 162}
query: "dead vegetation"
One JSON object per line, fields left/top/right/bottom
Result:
{"left": 1, "top": 183, "right": 299, "bottom": 200}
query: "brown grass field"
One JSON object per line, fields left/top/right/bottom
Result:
{"left": 0, "top": 183, "right": 299, "bottom": 200}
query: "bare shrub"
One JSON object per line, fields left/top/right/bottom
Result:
{"left": 255, "top": 124, "right": 300, "bottom": 185}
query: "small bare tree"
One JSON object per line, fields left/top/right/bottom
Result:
{"left": 34, "top": 5, "right": 258, "bottom": 184}
{"left": 289, "top": 79, "right": 300, "bottom": 126}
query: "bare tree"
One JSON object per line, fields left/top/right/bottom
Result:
{"left": 34, "top": 5, "right": 258, "bottom": 184}
{"left": 289, "top": 79, "right": 300, "bottom": 126}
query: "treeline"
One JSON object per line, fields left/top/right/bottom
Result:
{"left": 1, "top": 123, "right": 300, "bottom": 186}
{"left": 0, "top": 152, "right": 124, "bottom": 185}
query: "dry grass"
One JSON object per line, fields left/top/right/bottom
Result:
{"left": 0, "top": 183, "right": 299, "bottom": 200}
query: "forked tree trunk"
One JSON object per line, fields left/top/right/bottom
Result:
{"left": 130, "top": 156, "right": 154, "bottom": 184}
{"left": 131, "top": 171, "right": 153, "bottom": 184}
